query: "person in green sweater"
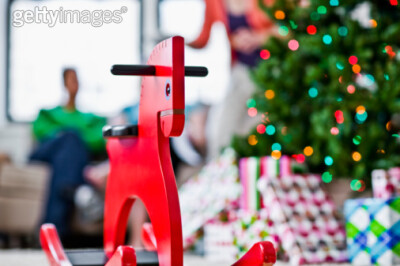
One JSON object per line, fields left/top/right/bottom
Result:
{"left": 30, "top": 68, "right": 106, "bottom": 237}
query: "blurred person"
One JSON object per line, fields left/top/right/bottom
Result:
{"left": 30, "top": 68, "right": 107, "bottom": 237}
{"left": 189, "top": 0, "right": 280, "bottom": 160}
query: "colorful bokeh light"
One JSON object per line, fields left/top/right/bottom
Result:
{"left": 265, "top": 90, "right": 275, "bottom": 100}
{"left": 352, "top": 151, "right": 362, "bottom": 162}
{"left": 279, "top": 26, "right": 289, "bottom": 36}
{"left": 308, "top": 87, "right": 318, "bottom": 98}
{"left": 307, "top": 25, "right": 317, "bottom": 35}
{"left": 347, "top": 85, "right": 356, "bottom": 94}
{"left": 353, "top": 135, "right": 362, "bottom": 145}
{"left": 248, "top": 107, "right": 257, "bottom": 117}
{"left": 260, "top": 49, "right": 270, "bottom": 60}
{"left": 349, "top": 56, "right": 358, "bottom": 65}
{"left": 323, "top": 34, "right": 332, "bottom": 45}
{"left": 322, "top": 172, "right": 333, "bottom": 183}
{"left": 330, "top": 127, "right": 339, "bottom": 135}
{"left": 304, "top": 146, "right": 314, "bottom": 156}
{"left": 246, "top": 98, "right": 256, "bottom": 108}
{"left": 352, "top": 64, "right": 361, "bottom": 74}
{"left": 338, "top": 26, "right": 348, "bottom": 36}
{"left": 266, "top": 125, "right": 276, "bottom": 135}
{"left": 288, "top": 40, "right": 300, "bottom": 51}
{"left": 271, "top": 150, "right": 282, "bottom": 160}
{"left": 272, "top": 143, "right": 282, "bottom": 151}
{"left": 256, "top": 124, "right": 266, "bottom": 134}
{"left": 275, "top": 10, "right": 285, "bottom": 20}
{"left": 324, "top": 156, "right": 334, "bottom": 166}
{"left": 248, "top": 135, "right": 258, "bottom": 146}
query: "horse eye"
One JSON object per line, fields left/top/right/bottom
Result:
{"left": 165, "top": 81, "right": 171, "bottom": 99}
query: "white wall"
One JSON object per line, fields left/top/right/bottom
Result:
{"left": 0, "top": 0, "right": 204, "bottom": 164}
{"left": 0, "top": 0, "right": 161, "bottom": 164}
{"left": 0, "top": 0, "right": 34, "bottom": 164}
{"left": 0, "top": 0, "right": 6, "bottom": 126}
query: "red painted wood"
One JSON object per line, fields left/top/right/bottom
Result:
{"left": 105, "top": 246, "right": 137, "bottom": 266}
{"left": 141, "top": 223, "right": 157, "bottom": 251}
{"left": 103, "top": 36, "right": 184, "bottom": 266}
{"left": 40, "top": 224, "right": 72, "bottom": 266}
{"left": 232, "top": 241, "right": 276, "bottom": 266}
{"left": 39, "top": 36, "right": 276, "bottom": 266}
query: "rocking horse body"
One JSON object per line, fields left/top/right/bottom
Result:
{"left": 40, "top": 36, "right": 276, "bottom": 266}
{"left": 104, "top": 36, "right": 185, "bottom": 266}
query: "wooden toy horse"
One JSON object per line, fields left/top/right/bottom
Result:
{"left": 40, "top": 36, "right": 276, "bottom": 266}
{"left": 104, "top": 36, "right": 186, "bottom": 266}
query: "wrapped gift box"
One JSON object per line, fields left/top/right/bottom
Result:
{"left": 372, "top": 168, "right": 400, "bottom": 199}
{"left": 344, "top": 197, "right": 400, "bottom": 265}
{"left": 239, "top": 155, "right": 292, "bottom": 212}
{"left": 203, "top": 209, "right": 279, "bottom": 262}
{"left": 258, "top": 175, "right": 347, "bottom": 265}
{"left": 239, "top": 157, "right": 261, "bottom": 212}
{"left": 179, "top": 148, "right": 241, "bottom": 248}
{"left": 204, "top": 220, "right": 237, "bottom": 262}
{"left": 232, "top": 209, "right": 279, "bottom": 259}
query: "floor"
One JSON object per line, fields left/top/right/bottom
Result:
{"left": 0, "top": 249, "right": 350, "bottom": 266}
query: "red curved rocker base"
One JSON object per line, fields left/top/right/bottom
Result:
{"left": 140, "top": 222, "right": 276, "bottom": 266}
{"left": 40, "top": 224, "right": 157, "bottom": 266}
{"left": 40, "top": 36, "right": 276, "bottom": 266}
{"left": 41, "top": 223, "right": 276, "bottom": 266}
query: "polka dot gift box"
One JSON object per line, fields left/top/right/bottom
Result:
{"left": 258, "top": 174, "right": 347, "bottom": 265}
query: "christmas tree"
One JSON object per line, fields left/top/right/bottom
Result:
{"left": 231, "top": 0, "right": 400, "bottom": 188}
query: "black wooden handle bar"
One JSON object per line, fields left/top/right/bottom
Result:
{"left": 111, "top": 65, "right": 208, "bottom": 77}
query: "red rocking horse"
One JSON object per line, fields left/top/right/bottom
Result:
{"left": 40, "top": 36, "right": 276, "bottom": 266}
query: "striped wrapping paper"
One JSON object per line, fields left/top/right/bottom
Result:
{"left": 239, "top": 155, "right": 292, "bottom": 212}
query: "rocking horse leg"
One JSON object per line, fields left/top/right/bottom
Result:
{"left": 40, "top": 224, "right": 72, "bottom": 266}
{"left": 141, "top": 223, "right": 157, "bottom": 251}
{"left": 104, "top": 193, "right": 135, "bottom": 257}
{"left": 105, "top": 246, "right": 137, "bottom": 266}
{"left": 232, "top": 241, "right": 276, "bottom": 266}
{"left": 141, "top": 184, "right": 183, "bottom": 266}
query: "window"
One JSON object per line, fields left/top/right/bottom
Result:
{"left": 158, "top": 0, "right": 231, "bottom": 105}
{"left": 7, "top": 0, "right": 141, "bottom": 121}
